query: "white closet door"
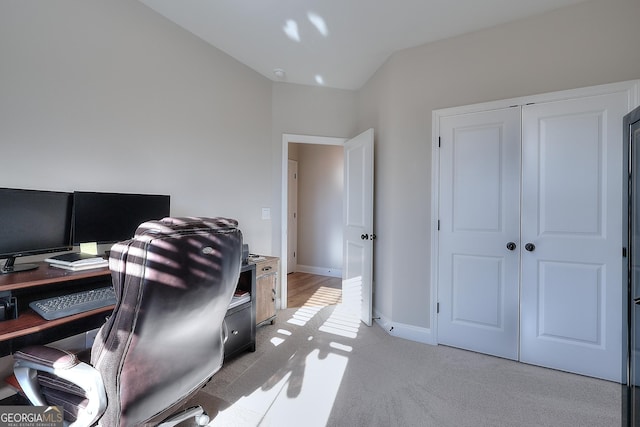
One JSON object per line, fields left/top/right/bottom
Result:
{"left": 520, "top": 92, "right": 628, "bottom": 381}
{"left": 438, "top": 107, "right": 521, "bottom": 360}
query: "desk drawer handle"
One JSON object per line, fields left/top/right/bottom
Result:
{"left": 262, "top": 266, "right": 272, "bottom": 272}
{"left": 232, "top": 330, "right": 239, "bottom": 335}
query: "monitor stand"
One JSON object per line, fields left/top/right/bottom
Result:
{"left": 1, "top": 257, "right": 38, "bottom": 274}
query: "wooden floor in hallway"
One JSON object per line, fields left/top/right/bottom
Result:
{"left": 287, "top": 272, "right": 342, "bottom": 308}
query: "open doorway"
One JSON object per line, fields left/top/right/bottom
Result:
{"left": 281, "top": 134, "right": 346, "bottom": 309}
{"left": 286, "top": 142, "right": 343, "bottom": 308}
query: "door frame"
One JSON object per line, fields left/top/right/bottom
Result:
{"left": 287, "top": 159, "right": 298, "bottom": 274}
{"left": 623, "top": 104, "right": 640, "bottom": 423}
{"left": 281, "top": 133, "right": 347, "bottom": 309}
{"left": 430, "top": 80, "right": 639, "bottom": 345}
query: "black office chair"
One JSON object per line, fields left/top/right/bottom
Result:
{"left": 13, "top": 217, "right": 242, "bottom": 426}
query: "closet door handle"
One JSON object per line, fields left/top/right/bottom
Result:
{"left": 525, "top": 243, "right": 536, "bottom": 252}
{"left": 506, "top": 242, "right": 516, "bottom": 251}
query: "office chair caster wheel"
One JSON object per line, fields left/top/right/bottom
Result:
{"left": 196, "top": 414, "right": 210, "bottom": 426}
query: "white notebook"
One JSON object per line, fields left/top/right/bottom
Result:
{"left": 45, "top": 252, "right": 106, "bottom": 266}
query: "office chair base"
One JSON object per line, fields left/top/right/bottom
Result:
{"left": 157, "top": 406, "right": 210, "bottom": 427}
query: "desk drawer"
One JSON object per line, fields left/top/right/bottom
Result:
{"left": 256, "top": 259, "right": 278, "bottom": 277}
{"left": 223, "top": 305, "right": 252, "bottom": 358}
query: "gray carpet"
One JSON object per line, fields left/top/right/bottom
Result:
{"left": 192, "top": 304, "right": 620, "bottom": 427}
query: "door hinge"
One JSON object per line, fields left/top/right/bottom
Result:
{"left": 438, "top": 136, "right": 441, "bottom": 148}
{"left": 437, "top": 302, "right": 440, "bottom": 314}
{"left": 623, "top": 247, "right": 627, "bottom": 258}
{"left": 437, "top": 220, "right": 440, "bottom": 231}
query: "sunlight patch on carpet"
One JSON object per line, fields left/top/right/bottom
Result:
{"left": 270, "top": 336, "right": 285, "bottom": 346}
{"left": 211, "top": 306, "right": 361, "bottom": 426}
{"left": 329, "top": 341, "right": 353, "bottom": 352}
{"left": 319, "top": 304, "right": 361, "bottom": 338}
{"left": 224, "top": 349, "right": 348, "bottom": 427}
{"left": 288, "top": 306, "right": 322, "bottom": 326}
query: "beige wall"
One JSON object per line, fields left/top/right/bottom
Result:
{"left": 358, "top": 0, "right": 640, "bottom": 329}
{"left": 295, "top": 144, "right": 344, "bottom": 272}
{"left": 288, "top": 143, "right": 300, "bottom": 161}
{"left": 0, "top": 0, "right": 273, "bottom": 254}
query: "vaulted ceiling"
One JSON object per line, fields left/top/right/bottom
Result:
{"left": 140, "top": 0, "right": 589, "bottom": 90}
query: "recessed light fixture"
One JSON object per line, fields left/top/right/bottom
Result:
{"left": 273, "top": 68, "right": 286, "bottom": 79}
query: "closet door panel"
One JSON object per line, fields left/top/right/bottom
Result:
{"left": 438, "top": 107, "right": 521, "bottom": 360}
{"left": 520, "top": 92, "right": 627, "bottom": 381}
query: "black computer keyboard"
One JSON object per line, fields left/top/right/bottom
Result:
{"left": 29, "top": 286, "right": 117, "bottom": 320}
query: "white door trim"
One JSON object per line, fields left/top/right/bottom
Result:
{"left": 281, "top": 133, "right": 346, "bottom": 309}
{"left": 287, "top": 159, "right": 298, "bottom": 274}
{"left": 431, "top": 79, "right": 640, "bottom": 349}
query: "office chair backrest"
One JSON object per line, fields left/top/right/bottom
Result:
{"left": 90, "top": 217, "right": 242, "bottom": 426}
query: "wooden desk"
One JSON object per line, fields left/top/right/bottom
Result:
{"left": 0, "top": 261, "right": 258, "bottom": 359}
{"left": 0, "top": 263, "right": 113, "bottom": 356}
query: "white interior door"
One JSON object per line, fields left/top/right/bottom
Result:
{"left": 438, "top": 108, "right": 521, "bottom": 360}
{"left": 520, "top": 92, "right": 627, "bottom": 381}
{"left": 287, "top": 159, "right": 298, "bottom": 274}
{"left": 343, "top": 128, "right": 374, "bottom": 326}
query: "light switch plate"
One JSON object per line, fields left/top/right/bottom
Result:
{"left": 261, "top": 207, "right": 271, "bottom": 220}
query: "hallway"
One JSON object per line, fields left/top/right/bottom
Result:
{"left": 287, "top": 272, "right": 341, "bottom": 308}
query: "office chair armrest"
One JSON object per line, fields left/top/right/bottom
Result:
{"left": 14, "top": 346, "right": 107, "bottom": 427}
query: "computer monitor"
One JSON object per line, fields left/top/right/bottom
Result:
{"left": 72, "top": 191, "right": 170, "bottom": 244}
{"left": 0, "top": 188, "right": 73, "bottom": 274}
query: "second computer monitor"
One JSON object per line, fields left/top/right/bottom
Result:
{"left": 73, "top": 191, "right": 170, "bottom": 244}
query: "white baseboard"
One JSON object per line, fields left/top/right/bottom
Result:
{"left": 295, "top": 264, "right": 342, "bottom": 278}
{"left": 373, "top": 309, "right": 437, "bottom": 345}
